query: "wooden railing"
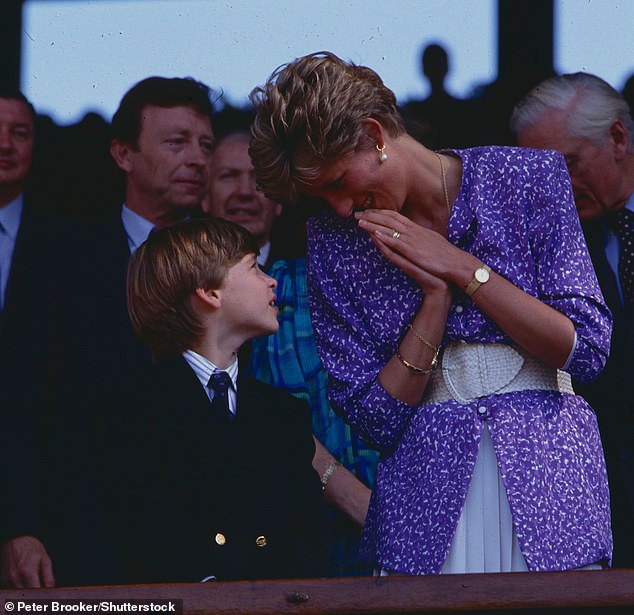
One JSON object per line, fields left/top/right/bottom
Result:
{"left": 2, "top": 570, "right": 634, "bottom": 614}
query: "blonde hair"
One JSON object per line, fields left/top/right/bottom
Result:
{"left": 249, "top": 51, "right": 405, "bottom": 205}
{"left": 127, "top": 218, "right": 258, "bottom": 358}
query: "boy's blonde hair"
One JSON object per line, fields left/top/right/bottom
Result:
{"left": 127, "top": 218, "right": 258, "bottom": 358}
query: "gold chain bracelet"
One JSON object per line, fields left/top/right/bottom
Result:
{"left": 405, "top": 325, "right": 440, "bottom": 370}
{"left": 406, "top": 324, "right": 439, "bottom": 352}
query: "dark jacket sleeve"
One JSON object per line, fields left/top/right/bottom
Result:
{"left": 278, "top": 390, "right": 330, "bottom": 578}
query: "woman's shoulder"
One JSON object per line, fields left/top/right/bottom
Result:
{"left": 451, "top": 146, "right": 567, "bottom": 202}
{"left": 452, "top": 145, "right": 564, "bottom": 170}
{"left": 307, "top": 209, "right": 374, "bottom": 264}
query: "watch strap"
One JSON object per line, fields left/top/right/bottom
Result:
{"left": 464, "top": 264, "right": 491, "bottom": 297}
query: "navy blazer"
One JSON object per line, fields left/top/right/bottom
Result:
{"left": 577, "top": 221, "right": 634, "bottom": 446}
{"left": 29, "top": 215, "right": 152, "bottom": 585}
{"left": 99, "top": 355, "right": 329, "bottom": 584}
{"left": 577, "top": 219, "right": 634, "bottom": 567}
{"left": 0, "top": 203, "right": 61, "bottom": 544}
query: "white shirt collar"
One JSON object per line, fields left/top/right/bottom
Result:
{"left": 182, "top": 349, "right": 239, "bottom": 415}
{"left": 121, "top": 204, "right": 155, "bottom": 254}
{"left": 257, "top": 241, "right": 271, "bottom": 268}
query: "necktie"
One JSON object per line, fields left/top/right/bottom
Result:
{"left": 615, "top": 208, "right": 634, "bottom": 312}
{"left": 207, "top": 371, "right": 233, "bottom": 421}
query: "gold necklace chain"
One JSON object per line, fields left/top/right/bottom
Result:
{"left": 435, "top": 152, "right": 451, "bottom": 216}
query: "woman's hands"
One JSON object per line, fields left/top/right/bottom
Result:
{"left": 353, "top": 210, "right": 456, "bottom": 404}
{"left": 355, "top": 209, "right": 463, "bottom": 297}
{"left": 355, "top": 208, "right": 576, "bottom": 369}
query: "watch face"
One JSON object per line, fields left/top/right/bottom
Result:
{"left": 475, "top": 267, "right": 490, "bottom": 283}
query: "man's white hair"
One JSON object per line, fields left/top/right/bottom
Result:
{"left": 510, "top": 72, "right": 634, "bottom": 152}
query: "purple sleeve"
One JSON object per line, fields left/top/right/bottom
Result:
{"left": 307, "top": 214, "right": 416, "bottom": 451}
{"left": 527, "top": 151, "right": 612, "bottom": 382}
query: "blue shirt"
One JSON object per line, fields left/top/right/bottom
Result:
{"left": 0, "top": 196, "right": 23, "bottom": 307}
{"left": 121, "top": 204, "right": 155, "bottom": 254}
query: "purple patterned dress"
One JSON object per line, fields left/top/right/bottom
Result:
{"left": 307, "top": 146, "right": 613, "bottom": 574}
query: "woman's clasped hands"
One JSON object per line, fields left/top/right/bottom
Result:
{"left": 355, "top": 209, "right": 459, "bottom": 295}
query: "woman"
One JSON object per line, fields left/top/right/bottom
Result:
{"left": 249, "top": 52, "right": 613, "bottom": 575}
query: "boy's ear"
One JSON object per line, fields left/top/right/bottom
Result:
{"left": 194, "top": 287, "right": 221, "bottom": 309}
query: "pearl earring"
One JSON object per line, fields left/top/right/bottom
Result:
{"left": 376, "top": 143, "right": 387, "bottom": 163}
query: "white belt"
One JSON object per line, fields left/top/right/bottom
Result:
{"left": 422, "top": 343, "right": 575, "bottom": 405}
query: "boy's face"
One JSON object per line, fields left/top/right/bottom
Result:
{"left": 219, "top": 253, "right": 278, "bottom": 338}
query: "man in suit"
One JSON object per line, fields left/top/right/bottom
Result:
{"left": 511, "top": 72, "right": 634, "bottom": 567}
{"left": 202, "top": 130, "right": 301, "bottom": 271}
{"left": 1, "top": 77, "right": 215, "bottom": 587}
{"left": 104, "top": 217, "right": 328, "bottom": 582}
{"left": 0, "top": 93, "right": 35, "bottom": 310}
{"left": 0, "top": 91, "right": 43, "bottom": 335}
{"left": 0, "top": 90, "right": 61, "bottom": 589}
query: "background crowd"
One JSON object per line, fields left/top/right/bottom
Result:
{"left": 17, "top": 43, "right": 634, "bottom": 231}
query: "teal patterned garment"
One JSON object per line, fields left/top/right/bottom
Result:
{"left": 251, "top": 256, "right": 379, "bottom": 575}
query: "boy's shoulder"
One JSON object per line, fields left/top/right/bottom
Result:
{"left": 108, "top": 358, "right": 313, "bottom": 434}
{"left": 108, "top": 356, "right": 197, "bottom": 411}
{"left": 239, "top": 375, "right": 307, "bottom": 406}
{"left": 238, "top": 376, "right": 312, "bottom": 423}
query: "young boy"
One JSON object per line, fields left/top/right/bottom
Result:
{"left": 101, "top": 217, "right": 328, "bottom": 583}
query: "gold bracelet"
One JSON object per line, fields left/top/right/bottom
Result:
{"left": 396, "top": 350, "right": 435, "bottom": 375}
{"left": 321, "top": 460, "right": 341, "bottom": 490}
{"left": 405, "top": 325, "right": 440, "bottom": 370}
{"left": 406, "top": 324, "right": 439, "bottom": 352}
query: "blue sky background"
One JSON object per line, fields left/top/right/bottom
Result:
{"left": 20, "top": 0, "right": 634, "bottom": 125}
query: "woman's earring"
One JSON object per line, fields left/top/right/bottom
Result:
{"left": 376, "top": 143, "right": 387, "bottom": 163}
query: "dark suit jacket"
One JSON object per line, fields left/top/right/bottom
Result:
{"left": 0, "top": 202, "right": 61, "bottom": 544}
{"left": 99, "top": 356, "right": 329, "bottom": 584}
{"left": 578, "top": 219, "right": 634, "bottom": 567}
{"left": 30, "top": 215, "right": 151, "bottom": 585}
{"left": 262, "top": 239, "right": 290, "bottom": 273}
{"left": 263, "top": 227, "right": 306, "bottom": 273}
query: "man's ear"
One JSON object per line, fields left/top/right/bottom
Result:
{"left": 194, "top": 287, "right": 221, "bottom": 309}
{"left": 610, "top": 119, "right": 629, "bottom": 161}
{"left": 110, "top": 140, "right": 134, "bottom": 173}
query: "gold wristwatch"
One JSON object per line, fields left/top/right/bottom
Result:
{"left": 464, "top": 264, "right": 491, "bottom": 297}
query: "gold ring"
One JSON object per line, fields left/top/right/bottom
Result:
{"left": 392, "top": 230, "right": 401, "bottom": 239}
